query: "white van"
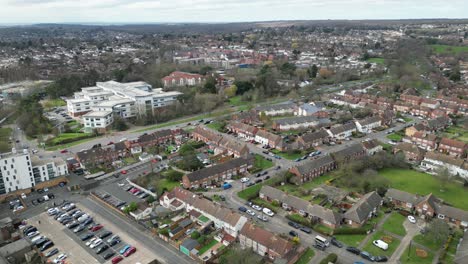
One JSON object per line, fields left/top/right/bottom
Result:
{"left": 373, "top": 240, "right": 388, "bottom": 250}
{"left": 315, "top": 235, "right": 330, "bottom": 247}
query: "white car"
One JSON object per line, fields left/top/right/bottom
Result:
{"left": 27, "top": 231, "right": 40, "bottom": 238}
{"left": 21, "top": 193, "right": 27, "bottom": 199}
{"left": 47, "top": 208, "right": 59, "bottom": 215}
{"left": 90, "top": 238, "right": 102, "bottom": 249}
{"left": 240, "top": 177, "right": 249, "bottom": 183}
{"left": 252, "top": 205, "right": 262, "bottom": 211}
{"left": 85, "top": 237, "right": 97, "bottom": 247}
{"left": 246, "top": 210, "right": 256, "bottom": 216}
{"left": 53, "top": 253, "right": 67, "bottom": 263}
{"left": 257, "top": 215, "right": 268, "bottom": 222}
{"left": 262, "top": 208, "right": 275, "bottom": 217}
{"left": 408, "top": 215, "right": 416, "bottom": 224}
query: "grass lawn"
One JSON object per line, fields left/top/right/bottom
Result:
{"left": 362, "top": 230, "right": 401, "bottom": 257}
{"left": 386, "top": 133, "right": 403, "bottom": 141}
{"left": 295, "top": 247, "right": 315, "bottom": 264}
{"left": 0, "top": 127, "right": 12, "bottom": 152}
{"left": 379, "top": 168, "right": 468, "bottom": 210}
{"left": 253, "top": 154, "right": 274, "bottom": 170}
{"left": 431, "top": 45, "right": 468, "bottom": 55}
{"left": 271, "top": 149, "right": 305, "bottom": 160}
{"left": 47, "top": 132, "right": 93, "bottom": 145}
{"left": 156, "top": 179, "right": 180, "bottom": 195}
{"left": 413, "top": 234, "right": 444, "bottom": 251}
{"left": 46, "top": 137, "right": 97, "bottom": 151}
{"left": 41, "top": 98, "right": 66, "bottom": 109}
{"left": 206, "top": 121, "right": 225, "bottom": 132}
{"left": 238, "top": 183, "right": 264, "bottom": 200}
{"left": 381, "top": 212, "right": 406, "bottom": 236}
{"left": 367, "top": 57, "right": 386, "bottom": 65}
{"left": 228, "top": 96, "right": 249, "bottom": 106}
{"left": 400, "top": 245, "right": 435, "bottom": 264}
{"left": 123, "top": 156, "right": 138, "bottom": 165}
{"left": 441, "top": 125, "right": 468, "bottom": 143}
{"left": 277, "top": 174, "right": 334, "bottom": 200}
{"left": 334, "top": 234, "right": 367, "bottom": 247}
{"left": 198, "top": 239, "right": 218, "bottom": 255}
{"left": 403, "top": 117, "right": 413, "bottom": 122}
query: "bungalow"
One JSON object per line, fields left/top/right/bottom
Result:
{"left": 355, "top": 116, "right": 382, "bottom": 134}
{"left": 296, "top": 129, "right": 330, "bottom": 149}
{"left": 403, "top": 132, "right": 438, "bottom": 151}
{"left": 343, "top": 191, "right": 382, "bottom": 227}
{"left": 393, "top": 142, "right": 426, "bottom": 162}
{"left": 226, "top": 122, "right": 258, "bottom": 141}
{"left": 420, "top": 152, "right": 468, "bottom": 179}
{"left": 326, "top": 122, "right": 357, "bottom": 140}
{"left": 255, "top": 103, "right": 296, "bottom": 116}
{"left": 438, "top": 138, "right": 467, "bottom": 157}
{"left": 331, "top": 144, "right": 366, "bottom": 163}
{"left": 182, "top": 155, "right": 254, "bottom": 189}
{"left": 273, "top": 116, "right": 330, "bottom": 131}
{"left": 239, "top": 223, "right": 295, "bottom": 262}
{"left": 289, "top": 156, "right": 337, "bottom": 184}
{"left": 306, "top": 204, "right": 342, "bottom": 229}
{"left": 362, "top": 139, "right": 383, "bottom": 155}
{"left": 254, "top": 130, "right": 282, "bottom": 149}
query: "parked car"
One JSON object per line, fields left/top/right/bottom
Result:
{"left": 41, "top": 241, "right": 54, "bottom": 252}
{"left": 240, "top": 177, "right": 249, "bottom": 183}
{"left": 85, "top": 237, "right": 97, "bottom": 246}
{"left": 99, "top": 231, "right": 112, "bottom": 239}
{"left": 246, "top": 210, "right": 255, "bottom": 216}
{"left": 346, "top": 246, "right": 361, "bottom": 255}
{"left": 74, "top": 225, "right": 86, "bottom": 233}
{"left": 299, "top": 227, "right": 312, "bottom": 234}
{"left": 251, "top": 204, "right": 262, "bottom": 211}
{"left": 90, "top": 224, "right": 103, "bottom": 232}
{"left": 257, "top": 215, "right": 268, "bottom": 222}
{"left": 123, "top": 246, "right": 136, "bottom": 257}
{"left": 238, "top": 206, "right": 247, "bottom": 212}
{"left": 119, "top": 245, "right": 131, "bottom": 254}
{"left": 45, "top": 248, "right": 59, "bottom": 258}
{"left": 90, "top": 238, "right": 103, "bottom": 249}
{"left": 288, "top": 221, "right": 301, "bottom": 229}
{"left": 360, "top": 251, "right": 375, "bottom": 262}
{"left": 313, "top": 243, "right": 326, "bottom": 251}
{"left": 331, "top": 237, "right": 343, "bottom": 248}
{"left": 408, "top": 215, "right": 416, "bottom": 224}
{"left": 53, "top": 253, "right": 67, "bottom": 263}
{"left": 262, "top": 208, "right": 274, "bottom": 217}
{"left": 103, "top": 252, "right": 115, "bottom": 260}
{"left": 96, "top": 244, "right": 109, "bottom": 254}
{"left": 109, "top": 238, "right": 121, "bottom": 247}
{"left": 373, "top": 240, "right": 389, "bottom": 250}
{"left": 112, "top": 256, "right": 123, "bottom": 264}
{"left": 289, "top": 230, "right": 298, "bottom": 237}
{"left": 374, "top": 256, "right": 388, "bottom": 262}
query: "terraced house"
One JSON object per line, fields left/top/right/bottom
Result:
{"left": 326, "top": 122, "right": 357, "bottom": 140}
{"left": 289, "top": 155, "right": 336, "bottom": 184}
{"left": 438, "top": 138, "right": 467, "bottom": 157}
{"left": 75, "top": 142, "right": 128, "bottom": 168}
{"left": 124, "top": 129, "right": 181, "bottom": 154}
{"left": 343, "top": 191, "right": 382, "bottom": 227}
{"left": 296, "top": 129, "right": 330, "bottom": 149}
{"left": 272, "top": 116, "right": 330, "bottom": 131}
{"left": 182, "top": 156, "right": 254, "bottom": 188}
{"left": 192, "top": 126, "right": 249, "bottom": 157}
{"left": 226, "top": 122, "right": 258, "bottom": 140}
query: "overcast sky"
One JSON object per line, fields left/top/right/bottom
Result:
{"left": 0, "top": 0, "right": 466, "bottom": 24}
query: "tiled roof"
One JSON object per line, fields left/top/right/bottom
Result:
{"left": 293, "top": 156, "right": 335, "bottom": 176}
{"left": 299, "top": 129, "right": 329, "bottom": 143}
{"left": 240, "top": 223, "right": 293, "bottom": 256}
{"left": 439, "top": 138, "right": 467, "bottom": 149}
{"left": 185, "top": 155, "right": 254, "bottom": 182}
{"left": 343, "top": 191, "right": 382, "bottom": 223}
{"left": 328, "top": 122, "right": 356, "bottom": 135}
{"left": 425, "top": 151, "right": 465, "bottom": 167}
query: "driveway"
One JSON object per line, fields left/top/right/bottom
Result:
{"left": 389, "top": 218, "right": 421, "bottom": 262}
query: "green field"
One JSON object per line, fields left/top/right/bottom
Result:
{"left": 362, "top": 230, "right": 401, "bottom": 257}
{"left": 47, "top": 132, "right": 93, "bottom": 145}
{"left": 252, "top": 154, "right": 274, "bottom": 171}
{"left": 295, "top": 248, "right": 315, "bottom": 264}
{"left": 440, "top": 125, "right": 468, "bottom": 143}
{"left": 41, "top": 98, "right": 66, "bottom": 109}
{"left": 271, "top": 149, "right": 305, "bottom": 160}
{"left": 0, "top": 127, "right": 12, "bottom": 152}
{"left": 413, "top": 234, "right": 443, "bottom": 251}
{"left": 367, "top": 58, "right": 386, "bottom": 65}
{"left": 400, "top": 245, "right": 435, "bottom": 264}
{"left": 431, "top": 45, "right": 468, "bottom": 55}
{"left": 333, "top": 234, "right": 367, "bottom": 247}
{"left": 382, "top": 212, "right": 407, "bottom": 236}
{"left": 386, "top": 133, "right": 403, "bottom": 141}
{"left": 277, "top": 174, "right": 334, "bottom": 200}
{"left": 379, "top": 168, "right": 468, "bottom": 210}
{"left": 228, "top": 96, "right": 250, "bottom": 106}
{"left": 206, "top": 121, "right": 225, "bottom": 132}
{"left": 198, "top": 239, "right": 218, "bottom": 255}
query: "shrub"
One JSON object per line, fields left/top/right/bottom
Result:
{"left": 333, "top": 227, "right": 367, "bottom": 235}
{"left": 191, "top": 231, "right": 201, "bottom": 239}
{"left": 319, "top": 253, "right": 338, "bottom": 264}
{"left": 271, "top": 200, "right": 280, "bottom": 207}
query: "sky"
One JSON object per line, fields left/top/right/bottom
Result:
{"left": 0, "top": 0, "right": 466, "bottom": 24}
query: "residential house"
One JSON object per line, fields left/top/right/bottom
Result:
{"left": 438, "top": 138, "right": 467, "bottom": 157}
{"left": 410, "top": 106, "right": 432, "bottom": 117}
{"left": 272, "top": 116, "right": 330, "bottom": 131}
{"left": 405, "top": 123, "right": 428, "bottom": 137}
{"left": 355, "top": 116, "right": 382, "bottom": 133}
{"left": 182, "top": 156, "right": 254, "bottom": 188}
{"left": 385, "top": 188, "right": 420, "bottom": 212}
{"left": 393, "top": 142, "right": 426, "bottom": 162}
{"left": 400, "top": 94, "right": 422, "bottom": 106}
{"left": 420, "top": 98, "right": 440, "bottom": 109}
{"left": 254, "top": 130, "right": 282, "bottom": 149}
{"left": 306, "top": 204, "right": 343, "bottom": 229}
{"left": 362, "top": 139, "right": 383, "bottom": 155}
{"left": 289, "top": 156, "right": 336, "bottom": 184}
{"left": 403, "top": 132, "right": 438, "bottom": 151}
{"left": 438, "top": 102, "right": 459, "bottom": 116}
{"left": 162, "top": 71, "right": 205, "bottom": 87}
{"left": 435, "top": 204, "right": 468, "bottom": 229}
{"left": 343, "top": 191, "right": 382, "bottom": 227}
{"left": 296, "top": 130, "right": 330, "bottom": 149}
{"left": 255, "top": 103, "right": 296, "bottom": 116}
{"left": 226, "top": 122, "right": 258, "bottom": 141}
{"left": 239, "top": 223, "right": 295, "bottom": 262}
{"left": 125, "top": 129, "right": 177, "bottom": 153}
{"left": 75, "top": 142, "right": 128, "bottom": 167}
{"left": 192, "top": 126, "right": 249, "bottom": 157}
{"left": 420, "top": 152, "right": 468, "bottom": 179}
{"left": 331, "top": 144, "right": 366, "bottom": 163}
{"left": 294, "top": 103, "right": 328, "bottom": 118}
{"left": 330, "top": 95, "right": 361, "bottom": 108}
{"left": 423, "top": 116, "right": 452, "bottom": 132}
{"left": 326, "top": 122, "right": 357, "bottom": 140}
{"left": 231, "top": 111, "right": 262, "bottom": 126}
{"left": 393, "top": 102, "right": 412, "bottom": 113}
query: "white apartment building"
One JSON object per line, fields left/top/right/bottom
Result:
{"left": 66, "top": 81, "right": 182, "bottom": 131}
{"left": 0, "top": 150, "right": 68, "bottom": 195}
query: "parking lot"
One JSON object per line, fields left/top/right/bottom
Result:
{"left": 29, "top": 202, "right": 158, "bottom": 264}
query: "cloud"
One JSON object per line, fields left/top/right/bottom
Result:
{"left": 0, "top": 0, "right": 466, "bottom": 24}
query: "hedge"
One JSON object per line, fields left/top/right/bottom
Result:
{"left": 333, "top": 227, "right": 368, "bottom": 235}
{"left": 319, "top": 253, "right": 338, "bottom": 264}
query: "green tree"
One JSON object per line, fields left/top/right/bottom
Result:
{"left": 426, "top": 219, "right": 450, "bottom": 244}
{"left": 202, "top": 76, "right": 217, "bottom": 93}
{"left": 112, "top": 116, "right": 129, "bottom": 131}
{"left": 308, "top": 64, "right": 318, "bottom": 78}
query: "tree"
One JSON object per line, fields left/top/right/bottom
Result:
{"left": 280, "top": 62, "right": 297, "bottom": 78}
{"left": 308, "top": 64, "right": 318, "bottom": 78}
{"left": 219, "top": 248, "right": 260, "bottom": 264}
{"left": 318, "top": 68, "right": 333, "bottom": 79}
{"left": 202, "top": 76, "right": 217, "bottom": 94}
{"left": 165, "top": 170, "right": 183, "bottom": 182}
{"left": 177, "top": 154, "right": 203, "bottom": 171}
{"left": 112, "top": 116, "right": 128, "bottom": 131}
{"left": 436, "top": 167, "right": 452, "bottom": 192}
{"left": 426, "top": 219, "right": 450, "bottom": 244}
{"left": 225, "top": 84, "right": 238, "bottom": 98}
{"left": 123, "top": 202, "right": 138, "bottom": 214}
{"left": 190, "top": 231, "right": 201, "bottom": 239}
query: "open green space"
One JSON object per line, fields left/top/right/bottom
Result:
{"left": 381, "top": 212, "right": 407, "bottom": 236}
{"left": 0, "top": 127, "right": 12, "bottom": 152}
{"left": 41, "top": 98, "right": 66, "bottom": 109}
{"left": 379, "top": 168, "right": 468, "bottom": 210}
{"left": 198, "top": 239, "right": 218, "bottom": 255}
{"left": 431, "top": 45, "right": 468, "bottom": 55}
{"left": 238, "top": 178, "right": 275, "bottom": 201}
{"left": 277, "top": 174, "right": 334, "bottom": 200}
{"left": 400, "top": 245, "right": 435, "bottom": 264}
{"left": 271, "top": 149, "right": 306, "bottom": 160}
{"left": 333, "top": 234, "right": 367, "bottom": 247}
{"left": 440, "top": 125, "right": 468, "bottom": 143}
{"left": 206, "top": 121, "right": 225, "bottom": 132}
{"left": 362, "top": 230, "right": 401, "bottom": 257}
{"left": 295, "top": 247, "right": 315, "bottom": 264}
{"left": 252, "top": 154, "right": 274, "bottom": 171}
{"left": 46, "top": 132, "right": 94, "bottom": 146}
{"left": 413, "top": 234, "right": 443, "bottom": 251}
{"left": 386, "top": 133, "right": 403, "bottom": 141}
{"left": 367, "top": 57, "right": 386, "bottom": 65}
{"left": 228, "top": 96, "right": 250, "bottom": 107}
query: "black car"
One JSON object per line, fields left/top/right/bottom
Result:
{"left": 289, "top": 230, "right": 298, "bottom": 237}
{"left": 264, "top": 176, "right": 270, "bottom": 180}
{"left": 288, "top": 221, "right": 301, "bottom": 229}
{"left": 238, "top": 206, "right": 247, "bottom": 212}
{"left": 82, "top": 218, "right": 94, "bottom": 226}
{"left": 255, "top": 179, "right": 263, "bottom": 184}
{"left": 45, "top": 248, "right": 59, "bottom": 257}
{"left": 331, "top": 237, "right": 343, "bottom": 248}
{"left": 346, "top": 246, "right": 361, "bottom": 255}
{"left": 40, "top": 241, "right": 54, "bottom": 252}
{"left": 35, "top": 238, "right": 49, "bottom": 247}
{"left": 109, "top": 238, "right": 121, "bottom": 247}
{"left": 300, "top": 227, "right": 312, "bottom": 234}
{"left": 96, "top": 244, "right": 109, "bottom": 254}
{"left": 255, "top": 173, "right": 262, "bottom": 178}
{"left": 360, "top": 251, "right": 375, "bottom": 262}
{"left": 67, "top": 222, "right": 79, "bottom": 229}
{"left": 374, "top": 256, "right": 388, "bottom": 262}
{"left": 99, "top": 231, "right": 112, "bottom": 239}
{"left": 103, "top": 252, "right": 115, "bottom": 260}
{"left": 80, "top": 233, "right": 93, "bottom": 241}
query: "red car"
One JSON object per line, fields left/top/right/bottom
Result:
{"left": 90, "top": 224, "right": 103, "bottom": 232}
{"left": 123, "top": 247, "right": 136, "bottom": 257}
{"left": 111, "top": 256, "right": 123, "bottom": 264}
{"left": 60, "top": 149, "right": 68, "bottom": 153}
{"left": 121, "top": 170, "right": 127, "bottom": 175}
{"left": 107, "top": 141, "right": 114, "bottom": 145}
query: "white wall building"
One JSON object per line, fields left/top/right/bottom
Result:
{"left": 66, "top": 81, "right": 182, "bottom": 131}
{"left": 0, "top": 150, "right": 68, "bottom": 195}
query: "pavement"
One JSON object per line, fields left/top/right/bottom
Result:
{"left": 389, "top": 218, "right": 422, "bottom": 263}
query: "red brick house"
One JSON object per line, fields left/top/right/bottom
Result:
{"left": 393, "top": 142, "right": 426, "bottom": 162}
{"left": 400, "top": 94, "right": 422, "bottom": 106}
{"left": 410, "top": 106, "right": 432, "bottom": 117}
{"left": 226, "top": 121, "right": 258, "bottom": 140}
{"left": 438, "top": 138, "right": 467, "bottom": 157}
{"left": 75, "top": 142, "right": 129, "bottom": 168}
{"left": 404, "top": 132, "right": 438, "bottom": 151}
{"left": 393, "top": 102, "right": 412, "bottom": 113}
{"left": 125, "top": 129, "right": 177, "bottom": 152}
{"left": 289, "top": 156, "right": 336, "bottom": 184}
{"left": 296, "top": 129, "right": 330, "bottom": 149}
{"left": 343, "top": 191, "right": 383, "bottom": 227}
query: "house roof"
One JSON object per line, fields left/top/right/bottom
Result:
{"left": 256, "top": 130, "right": 282, "bottom": 143}
{"left": 299, "top": 130, "right": 329, "bottom": 143}
{"left": 425, "top": 151, "right": 465, "bottom": 167}
{"left": 255, "top": 102, "right": 296, "bottom": 112}
{"left": 180, "top": 238, "right": 199, "bottom": 250}
{"left": 137, "top": 129, "right": 173, "bottom": 144}
{"left": 240, "top": 223, "right": 293, "bottom": 257}
{"left": 411, "top": 132, "right": 437, "bottom": 142}
{"left": 356, "top": 116, "right": 381, "bottom": 126}
{"left": 298, "top": 103, "right": 322, "bottom": 114}
{"left": 332, "top": 144, "right": 365, "bottom": 161}
{"left": 343, "top": 191, "right": 382, "bottom": 223}
{"left": 274, "top": 116, "right": 319, "bottom": 126}
{"left": 440, "top": 138, "right": 467, "bottom": 149}
{"left": 228, "top": 121, "right": 258, "bottom": 134}
{"left": 425, "top": 116, "right": 451, "bottom": 129}
{"left": 385, "top": 188, "right": 419, "bottom": 204}
{"left": 293, "top": 155, "right": 335, "bottom": 176}
{"left": 361, "top": 139, "right": 381, "bottom": 150}
{"left": 260, "top": 186, "right": 287, "bottom": 201}
{"left": 192, "top": 126, "right": 223, "bottom": 143}
{"left": 185, "top": 155, "right": 254, "bottom": 183}
{"left": 328, "top": 122, "right": 356, "bottom": 135}
{"left": 436, "top": 204, "right": 468, "bottom": 223}
{"left": 394, "top": 142, "right": 426, "bottom": 155}
{"left": 307, "top": 204, "right": 342, "bottom": 225}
